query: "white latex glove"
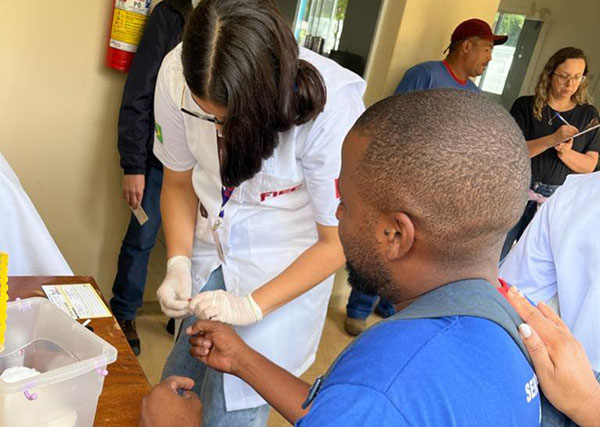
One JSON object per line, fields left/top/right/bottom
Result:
{"left": 157, "top": 256, "right": 192, "bottom": 319}
{"left": 188, "top": 290, "right": 263, "bottom": 326}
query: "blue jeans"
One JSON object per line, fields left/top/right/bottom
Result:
{"left": 346, "top": 287, "right": 396, "bottom": 320}
{"left": 500, "top": 182, "right": 560, "bottom": 262}
{"left": 110, "top": 166, "right": 163, "bottom": 320}
{"left": 500, "top": 201, "right": 537, "bottom": 262}
{"left": 161, "top": 268, "right": 270, "bottom": 427}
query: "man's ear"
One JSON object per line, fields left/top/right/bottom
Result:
{"left": 461, "top": 38, "right": 472, "bottom": 53}
{"left": 383, "top": 212, "right": 415, "bottom": 261}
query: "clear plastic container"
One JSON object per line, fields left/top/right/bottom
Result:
{"left": 0, "top": 298, "right": 117, "bottom": 426}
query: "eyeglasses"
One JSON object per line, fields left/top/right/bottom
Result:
{"left": 552, "top": 73, "right": 587, "bottom": 85}
{"left": 179, "top": 87, "right": 226, "bottom": 137}
{"left": 180, "top": 107, "right": 226, "bottom": 126}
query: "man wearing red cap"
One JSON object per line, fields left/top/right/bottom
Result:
{"left": 344, "top": 19, "right": 508, "bottom": 336}
{"left": 395, "top": 18, "right": 508, "bottom": 93}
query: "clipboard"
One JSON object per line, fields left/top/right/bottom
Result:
{"left": 557, "top": 122, "right": 600, "bottom": 145}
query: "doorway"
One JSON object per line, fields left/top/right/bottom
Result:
{"left": 476, "top": 12, "right": 543, "bottom": 110}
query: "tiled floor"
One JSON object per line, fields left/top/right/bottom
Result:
{"left": 136, "top": 305, "right": 380, "bottom": 427}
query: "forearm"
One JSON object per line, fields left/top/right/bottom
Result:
{"left": 571, "top": 384, "right": 600, "bottom": 427}
{"left": 558, "top": 150, "right": 598, "bottom": 173}
{"left": 252, "top": 225, "right": 345, "bottom": 315}
{"left": 527, "top": 135, "right": 556, "bottom": 158}
{"left": 236, "top": 348, "right": 311, "bottom": 424}
{"left": 161, "top": 172, "right": 198, "bottom": 258}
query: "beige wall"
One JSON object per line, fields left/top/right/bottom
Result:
{"left": 498, "top": 0, "right": 600, "bottom": 105}
{"left": 0, "top": 0, "right": 149, "bottom": 297}
{"left": 4, "top": 0, "right": 555, "bottom": 304}
{"left": 364, "top": 0, "right": 501, "bottom": 106}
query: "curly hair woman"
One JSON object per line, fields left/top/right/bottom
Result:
{"left": 501, "top": 47, "right": 599, "bottom": 259}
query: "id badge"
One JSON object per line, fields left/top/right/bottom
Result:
{"left": 212, "top": 219, "right": 227, "bottom": 264}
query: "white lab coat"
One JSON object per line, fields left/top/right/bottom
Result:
{"left": 500, "top": 172, "right": 600, "bottom": 370}
{"left": 0, "top": 153, "right": 72, "bottom": 276}
{"left": 154, "top": 44, "right": 366, "bottom": 410}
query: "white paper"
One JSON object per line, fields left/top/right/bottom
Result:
{"left": 42, "top": 284, "right": 112, "bottom": 319}
{"left": 130, "top": 205, "right": 149, "bottom": 226}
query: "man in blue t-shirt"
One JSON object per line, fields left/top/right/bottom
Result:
{"left": 140, "top": 90, "right": 541, "bottom": 426}
{"left": 344, "top": 19, "right": 509, "bottom": 337}
{"left": 395, "top": 18, "right": 507, "bottom": 94}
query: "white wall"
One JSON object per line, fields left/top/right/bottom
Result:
{"left": 499, "top": 0, "right": 600, "bottom": 105}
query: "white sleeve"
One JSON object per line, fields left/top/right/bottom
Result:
{"left": 301, "top": 88, "right": 365, "bottom": 226}
{"left": 152, "top": 61, "right": 196, "bottom": 171}
{"left": 499, "top": 198, "right": 558, "bottom": 304}
{"left": 0, "top": 154, "right": 72, "bottom": 275}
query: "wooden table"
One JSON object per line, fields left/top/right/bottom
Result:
{"left": 8, "top": 276, "right": 152, "bottom": 426}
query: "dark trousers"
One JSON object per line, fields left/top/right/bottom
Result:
{"left": 110, "top": 166, "right": 163, "bottom": 320}
{"left": 500, "top": 200, "right": 538, "bottom": 261}
{"left": 500, "top": 182, "right": 560, "bottom": 261}
{"left": 346, "top": 287, "right": 396, "bottom": 320}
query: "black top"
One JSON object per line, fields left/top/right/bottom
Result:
{"left": 510, "top": 96, "right": 600, "bottom": 185}
{"left": 117, "top": 1, "right": 190, "bottom": 174}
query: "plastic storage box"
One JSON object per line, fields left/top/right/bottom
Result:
{"left": 0, "top": 298, "right": 117, "bottom": 426}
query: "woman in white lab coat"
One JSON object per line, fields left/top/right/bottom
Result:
{"left": 153, "top": 0, "right": 365, "bottom": 425}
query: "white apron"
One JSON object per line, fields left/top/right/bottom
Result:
{"left": 154, "top": 44, "right": 366, "bottom": 410}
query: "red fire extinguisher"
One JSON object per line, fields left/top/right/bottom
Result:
{"left": 106, "top": 0, "right": 153, "bottom": 72}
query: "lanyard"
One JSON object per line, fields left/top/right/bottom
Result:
{"left": 213, "top": 186, "right": 234, "bottom": 232}
{"left": 213, "top": 186, "right": 235, "bottom": 264}
{"left": 219, "top": 186, "right": 235, "bottom": 219}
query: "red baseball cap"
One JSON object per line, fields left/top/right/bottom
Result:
{"left": 451, "top": 18, "right": 508, "bottom": 45}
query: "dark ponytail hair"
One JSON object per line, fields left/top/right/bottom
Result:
{"left": 182, "top": 0, "right": 326, "bottom": 187}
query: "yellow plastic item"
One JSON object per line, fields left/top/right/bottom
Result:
{"left": 0, "top": 253, "right": 8, "bottom": 354}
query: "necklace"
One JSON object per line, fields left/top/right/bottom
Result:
{"left": 546, "top": 105, "right": 555, "bottom": 126}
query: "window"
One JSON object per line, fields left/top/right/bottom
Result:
{"left": 476, "top": 13, "right": 526, "bottom": 95}
{"left": 293, "top": 0, "right": 349, "bottom": 55}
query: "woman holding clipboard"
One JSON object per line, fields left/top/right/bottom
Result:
{"left": 501, "top": 47, "right": 599, "bottom": 259}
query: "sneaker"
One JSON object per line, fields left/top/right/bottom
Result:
{"left": 344, "top": 316, "right": 367, "bottom": 336}
{"left": 166, "top": 318, "right": 175, "bottom": 335}
{"left": 118, "top": 319, "right": 141, "bottom": 356}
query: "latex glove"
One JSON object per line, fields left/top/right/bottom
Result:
{"left": 157, "top": 256, "right": 192, "bottom": 319}
{"left": 188, "top": 290, "right": 263, "bottom": 326}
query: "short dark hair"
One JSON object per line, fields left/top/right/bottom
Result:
{"left": 182, "top": 0, "right": 327, "bottom": 187}
{"left": 447, "top": 36, "right": 481, "bottom": 54}
{"left": 447, "top": 39, "right": 464, "bottom": 54}
{"left": 353, "top": 89, "right": 530, "bottom": 264}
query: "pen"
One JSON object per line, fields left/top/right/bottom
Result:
{"left": 554, "top": 112, "right": 570, "bottom": 126}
